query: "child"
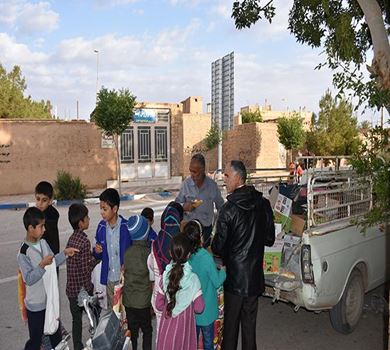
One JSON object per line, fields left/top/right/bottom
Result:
{"left": 147, "top": 202, "right": 183, "bottom": 341}
{"left": 141, "top": 207, "right": 158, "bottom": 242}
{"left": 93, "top": 188, "right": 130, "bottom": 310}
{"left": 17, "top": 207, "right": 78, "bottom": 350}
{"left": 66, "top": 203, "right": 98, "bottom": 350}
{"left": 184, "top": 220, "right": 226, "bottom": 350}
{"left": 123, "top": 215, "right": 152, "bottom": 350}
{"left": 155, "top": 234, "right": 205, "bottom": 350}
{"left": 295, "top": 162, "right": 304, "bottom": 183}
{"left": 35, "top": 181, "right": 60, "bottom": 256}
{"left": 35, "top": 181, "right": 69, "bottom": 348}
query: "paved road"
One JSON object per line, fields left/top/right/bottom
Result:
{"left": 0, "top": 195, "right": 387, "bottom": 349}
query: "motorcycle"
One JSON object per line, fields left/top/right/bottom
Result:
{"left": 77, "top": 289, "right": 131, "bottom": 350}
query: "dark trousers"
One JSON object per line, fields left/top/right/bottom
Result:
{"left": 25, "top": 309, "right": 62, "bottom": 350}
{"left": 203, "top": 225, "right": 213, "bottom": 248}
{"left": 196, "top": 322, "right": 214, "bottom": 350}
{"left": 125, "top": 306, "right": 153, "bottom": 350}
{"left": 68, "top": 297, "right": 85, "bottom": 350}
{"left": 222, "top": 291, "right": 259, "bottom": 350}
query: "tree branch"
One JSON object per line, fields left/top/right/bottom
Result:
{"left": 356, "top": 0, "right": 390, "bottom": 89}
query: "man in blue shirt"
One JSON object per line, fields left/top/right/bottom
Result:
{"left": 176, "top": 153, "right": 224, "bottom": 247}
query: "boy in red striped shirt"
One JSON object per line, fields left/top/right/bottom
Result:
{"left": 66, "top": 203, "right": 99, "bottom": 350}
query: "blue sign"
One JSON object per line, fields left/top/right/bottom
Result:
{"left": 133, "top": 109, "right": 156, "bottom": 123}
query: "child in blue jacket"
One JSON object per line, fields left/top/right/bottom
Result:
{"left": 93, "top": 188, "right": 131, "bottom": 310}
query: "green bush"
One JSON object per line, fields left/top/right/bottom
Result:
{"left": 54, "top": 171, "right": 87, "bottom": 200}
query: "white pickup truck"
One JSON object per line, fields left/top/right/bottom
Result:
{"left": 262, "top": 165, "right": 389, "bottom": 334}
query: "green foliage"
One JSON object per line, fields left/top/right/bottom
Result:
{"left": 241, "top": 109, "right": 263, "bottom": 123}
{"left": 231, "top": 1, "right": 390, "bottom": 112}
{"left": 359, "top": 120, "right": 371, "bottom": 130}
{"left": 350, "top": 127, "right": 389, "bottom": 228}
{"left": 54, "top": 171, "right": 87, "bottom": 200}
{"left": 93, "top": 87, "right": 137, "bottom": 136}
{"left": 305, "top": 90, "right": 360, "bottom": 155}
{"left": 205, "top": 123, "right": 221, "bottom": 150}
{"left": 0, "top": 63, "right": 52, "bottom": 119}
{"left": 232, "top": 0, "right": 275, "bottom": 29}
{"left": 319, "top": 59, "right": 390, "bottom": 113}
{"left": 277, "top": 112, "right": 306, "bottom": 151}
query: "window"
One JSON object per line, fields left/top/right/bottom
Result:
{"left": 138, "top": 127, "right": 151, "bottom": 162}
{"left": 157, "top": 111, "right": 169, "bottom": 122}
{"left": 155, "top": 127, "right": 168, "bottom": 162}
{"left": 121, "top": 127, "right": 134, "bottom": 163}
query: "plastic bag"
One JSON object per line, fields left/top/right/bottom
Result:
{"left": 112, "top": 274, "right": 127, "bottom": 328}
{"left": 17, "top": 269, "right": 27, "bottom": 323}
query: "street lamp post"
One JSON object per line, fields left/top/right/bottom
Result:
{"left": 94, "top": 49, "right": 99, "bottom": 103}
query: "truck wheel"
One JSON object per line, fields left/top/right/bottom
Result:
{"left": 329, "top": 269, "right": 364, "bottom": 334}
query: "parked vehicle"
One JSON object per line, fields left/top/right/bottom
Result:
{"left": 261, "top": 158, "right": 389, "bottom": 334}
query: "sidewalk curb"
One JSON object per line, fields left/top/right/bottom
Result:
{"left": 0, "top": 203, "right": 28, "bottom": 210}
{"left": 0, "top": 193, "right": 147, "bottom": 210}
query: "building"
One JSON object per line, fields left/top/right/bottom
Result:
{"left": 239, "top": 102, "right": 312, "bottom": 130}
{"left": 0, "top": 96, "right": 298, "bottom": 195}
{"left": 211, "top": 52, "right": 234, "bottom": 130}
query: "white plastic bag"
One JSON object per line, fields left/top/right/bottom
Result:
{"left": 42, "top": 262, "right": 59, "bottom": 335}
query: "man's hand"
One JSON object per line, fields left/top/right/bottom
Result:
{"left": 39, "top": 255, "right": 54, "bottom": 268}
{"left": 95, "top": 243, "right": 103, "bottom": 254}
{"left": 183, "top": 202, "right": 193, "bottom": 212}
{"left": 64, "top": 247, "right": 80, "bottom": 257}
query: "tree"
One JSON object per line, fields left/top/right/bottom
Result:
{"left": 205, "top": 123, "right": 222, "bottom": 150}
{"left": 231, "top": 0, "right": 390, "bottom": 113}
{"left": 0, "top": 63, "right": 52, "bottom": 119}
{"left": 306, "top": 90, "right": 360, "bottom": 156}
{"left": 277, "top": 112, "right": 306, "bottom": 162}
{"left": 350, "top": 126, "right": 389, "bottom": 229}
{"left": 241, "top": 109, "right": 263, "bottom": 123}
{"left": 93, "top": 87, "right": 137, "bottom": 195}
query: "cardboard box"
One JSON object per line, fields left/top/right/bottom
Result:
{"left": 274, "top": 194, "right": 293, "bottom": 216}
{"left": 290, "top": 214, "right": 306, "bottom": 236}
{"left": 268, "top": 185, "right": 279, "bottom": 208}
{"left": 274, "top": 210, "right": 292, "bottom": 233}
{"left": 263, "top": 252, "right": 282, "bottom": 274}
{"left": 264, "top": 238, "right": 284, "bottom": 274}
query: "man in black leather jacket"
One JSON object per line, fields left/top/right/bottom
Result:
{"left": 212, "top": 160, "right": 275, "bottom": 350}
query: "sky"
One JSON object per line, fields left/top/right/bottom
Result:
{"left": 0, "top": 0, "right": 387, "bottom": 124}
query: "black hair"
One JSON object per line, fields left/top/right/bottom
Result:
{"left": 35, "top": 181, "right": 54, "bottom": 199}
{"left": 166, "top": 234, "right": 192, "bottom": 318}
{"left": 23, "top": 207, "right": 45, "bottom": 230}
{"left": 68, "top": 203, "right": 89, "bottom": 230}
{"left": 99, "top": 188, "right": 120, "bottom": 209}
{"left": 191, "top": 153, "right": 205, "bottom": 169}
{"left": 167, "top": 201, "right": 184, "bottom": 222}
{"left": 183, "top": 220, "right": 203, "bottom": 253}
{"left": 230, "top": 160, "right": 247, "bottom": 183}
{"left": 141, "top": 207, "right": 154, "bottom": 221}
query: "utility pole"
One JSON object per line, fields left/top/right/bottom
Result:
{"left": 94, "top": 49, "right": 99, "bottom": 104}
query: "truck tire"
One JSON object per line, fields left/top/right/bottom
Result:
{"left": 329, "top": 269, "right": 364, "bottom": 334}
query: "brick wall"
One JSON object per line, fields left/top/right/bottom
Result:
{"left": 182, "top": 113, "right": 217, "bottom": 175}
{"left": 223, "top": 122, "right": 286, "bottom": 170}
{"left": 0, "top": 120, "right": 116, "bottom": 195}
